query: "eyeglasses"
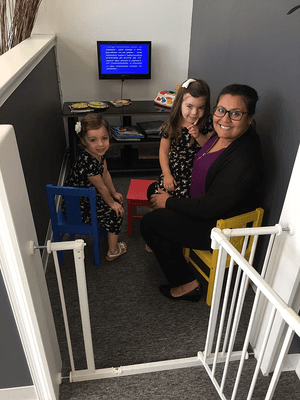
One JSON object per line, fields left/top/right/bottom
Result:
{"left": 213, "top": 106, "right": 249, "bottom": 121}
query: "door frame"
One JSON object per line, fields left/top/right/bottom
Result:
{"left": 0, "top": 126, "right": 61, "bottom": 399}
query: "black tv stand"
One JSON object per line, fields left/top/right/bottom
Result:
{"left": 122, "top": 115, "right": 132, "bottom": 126}
{"left": 62, "top": 100, "right": 169, "bottom": 170}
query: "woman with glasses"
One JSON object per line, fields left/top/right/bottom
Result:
{"left": 140, "top": 84, "right": 263, "bottom": 302}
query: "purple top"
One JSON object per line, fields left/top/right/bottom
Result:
{"left": 190, "top": 136, "right": 225, "bottom": 198}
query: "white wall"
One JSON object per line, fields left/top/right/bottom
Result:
{"left": 251, "top": 144, "right": 300, "bottom": 374}
{"left": 32, "top": 0, "right": 193, "bottom": 102}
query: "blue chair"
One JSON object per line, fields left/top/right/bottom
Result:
{"left": 46, "top": 184, "right": 107, "bottom": 267}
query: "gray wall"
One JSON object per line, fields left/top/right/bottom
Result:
{"left": 0, "top": 47, "right": 65, "bottom": 244}
{"left": 0, "top": 47, "right": 65, "bottom": 389}
{"left": 189, "top": 0, "right": 300, "bottom": 226}
{"left": 0, "top": 271, "right": 32, "bottom": 388}
{"left": 189, "top": 0, "right": 300, "bottom": 351}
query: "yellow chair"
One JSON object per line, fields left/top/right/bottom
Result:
{"left": 184, "top": 207, "right": 264, "bottom": 306}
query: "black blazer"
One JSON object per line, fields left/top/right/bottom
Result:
{"left": 166, "top": 125, "right": 263, "bottom": 222}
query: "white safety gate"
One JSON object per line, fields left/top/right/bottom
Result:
{"left": 47, "top": 224, "right": 300, "bottom": 399}
{"left": 200, "top": 224, "right": 300, "bottom": 399}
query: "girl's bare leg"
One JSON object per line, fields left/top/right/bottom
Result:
{"left": 108, "top": 232, "right": 119, "bottom": 254}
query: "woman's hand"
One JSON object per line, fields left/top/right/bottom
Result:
{"left": 113, "top": 192, "right": 124, "bottom": 205}
{"left": 163, "top": 174, "right": 177, "bottom": 192}
{"left": 111, "top": 201, "right": 125, "bottom": 217}
{"left": 150, "top": 188, "right": 171, "bottom": 210}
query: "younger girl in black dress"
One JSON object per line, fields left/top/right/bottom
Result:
{"left": 148, "top": 78, "right": 214, "bottom": 200}
{"left": 64, "top": 114, "right": 127, "bottom": 261}
{"left": 145, "top": 78, "right": 213, "bottom": 252}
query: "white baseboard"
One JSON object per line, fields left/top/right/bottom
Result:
{"left": 296, "top": 356, "right": 300, "bottom": 379}
{"left": 0, "top": 386, "right": 37, "bottom": 400}
{"left": 282, "top": 353, "right": 300, "bottom": 374}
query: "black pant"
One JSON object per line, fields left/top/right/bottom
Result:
{"left": 140, "top": 208, "right": 215, "bottom": 287}
{"left": 147, "top": 181, "right": 156, "bottom": 201}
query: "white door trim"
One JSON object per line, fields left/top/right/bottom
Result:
{"left": 0, "top": 126, "right": 61, "bottom": 399}
{"left": 0, "top": 213, "right": 60, "bottom": 399}
{"left": 0, "top": 386, "right": 37, "bottom": 400}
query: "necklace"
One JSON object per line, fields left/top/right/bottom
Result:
{"left": 197, "top": 137, "right": 219, "bottom": 161}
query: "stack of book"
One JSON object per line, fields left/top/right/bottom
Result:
{"left": 136, "top": 120, "right": 164, "bottom": 139}
{"left": 110, "top": 126, "right": 144, "bottom": 141}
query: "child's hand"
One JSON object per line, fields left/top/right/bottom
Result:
{"left": 187, "top": 119, "right": 211, "bottom": 147}
{"left": 187, "top": 120, "right": 200, "bottom": 139}
{"left": 114, "top": 192, "right": 124, "bottom": 205}
{"left": 163, "top": 174, "right": 177, "bottom": 192}
{"left": 111, "top": 202, "right": 125, "bottom": 217}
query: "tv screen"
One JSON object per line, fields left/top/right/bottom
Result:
{"left": 97, "top": 41, "right": 151, "bottom": 80}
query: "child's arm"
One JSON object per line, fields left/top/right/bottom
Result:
{"left": 102, "top": 159, "right": 124, "bottom": 204}
{"left": 188, "top": 121, "right": 213, "bottom": 147}
{"left": 88, "top": 165, "right": 124, "bottom": 217}
{"left": 159, "top": 137, "right": 177, "bottom": 192}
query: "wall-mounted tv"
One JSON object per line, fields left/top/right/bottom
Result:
{"left": 97, "top": 41, "right": 151, "bottom": 80}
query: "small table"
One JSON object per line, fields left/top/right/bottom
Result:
{"left": 62, "top": 101, "right": 169, "bottom": 166}
{"left": 126, "top": 179, "right": 155, "bottom": 235}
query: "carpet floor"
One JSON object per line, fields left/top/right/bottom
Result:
{"left": 45, "top": 173, "right": 300, "bottom": 399}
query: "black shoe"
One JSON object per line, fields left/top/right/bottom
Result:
{"left": 159, "top": 284, "right": 201, "bottom": 302}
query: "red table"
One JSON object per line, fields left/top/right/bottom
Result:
{"left": 126, "top": 179, "right": 156, "bottom": 234}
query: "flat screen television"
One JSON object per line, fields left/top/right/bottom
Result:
{"left": 97, "top": 41, "right": 151, "bottom": 80}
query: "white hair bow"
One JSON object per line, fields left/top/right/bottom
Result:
{"left": 75, "top": 121, "right": 81, "bottom": 134}
{"left": 182, "top": 78, "right": 196, "bottom": 88}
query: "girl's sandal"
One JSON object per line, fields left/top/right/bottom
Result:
{"left": 106, "top": 242, "right": 127, "bottom": 262}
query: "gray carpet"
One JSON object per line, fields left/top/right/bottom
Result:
{"left": 45, "top": 173, "right": 300, "bottom": 399}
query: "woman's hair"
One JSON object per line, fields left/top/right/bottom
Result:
{"left": 78, "top": 113, "right": 110, "bottom": 140}
{"left": 216, "top": 84, "right": 259, "bottom": 115}
{"left": 162, "top": 78, "right": 211, "bottom": 142}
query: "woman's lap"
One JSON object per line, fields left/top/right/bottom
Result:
{"left": 141, "top": 208, "right": 214, "bottom": 250}
{"left": 140, "top": 209, "right": 215, "bottom": 286}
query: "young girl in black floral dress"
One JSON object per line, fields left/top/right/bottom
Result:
{"left": 145, "top": 78, "right": 213, "bottom": 252}
{"left": 64, "top": 114, "right": 127, "bottom": 261}
{"left": 147, "top": 78, "right": 214, "bottom": 200}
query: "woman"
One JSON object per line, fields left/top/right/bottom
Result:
{"left": 140, "top": 84, "right": 263, "bottom": 302}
